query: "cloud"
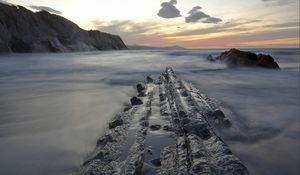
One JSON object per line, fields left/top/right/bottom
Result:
{"left": 261, "top": 0, "right": 296, "bottom": 5}
{"left": 185, "top": 6, "right": 222, "bottom": 23}
{"left": 157, "top": 0, "right": 181, "bottom": 19}
{"left": 29, "top": 5, "right": 62, "bottom": 14}
{"left": 0, "top": 0, "right": 12, "bottom": 5}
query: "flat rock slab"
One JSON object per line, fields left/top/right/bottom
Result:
{"left": 80, "top": 67, "right": 249, "bottom": 175}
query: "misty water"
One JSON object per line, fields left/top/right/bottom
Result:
{"left": 0, "top": 49, "right": 299, "bottom": 175}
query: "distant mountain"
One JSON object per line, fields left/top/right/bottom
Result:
{"left": 0, "top": 3, "right": 127, "bottom": 53}
{"left": 128, "top": 45, "right": 187, "bottom": 50}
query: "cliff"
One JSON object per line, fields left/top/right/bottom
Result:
{"left": 0, "top": 3, "right": 127, "bottom": 53}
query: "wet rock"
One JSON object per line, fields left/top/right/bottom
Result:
{"left": 163, "top": 125, "right": 173, "bottom": 131}
{"left": 96, "top": 134, "right": 114, "bottom": 146}
{"left": 184, "top": 121, "right": 211, "bottom": 140}
{"left": 146, "top": 76, "right": 154, "bottom": 83}
{"left": 109, "top": 118, "right": 123, "bottom": 129}
{"left": 206, "top": 54, "right": 216, "bottom": 62}
{"left": 124, "top": 105, "right": 132, "bottom": 112}
{"left": 150, "top": 124, "right": 161, "bottom": 131}
{"left": 216, "top": 48, "right": 280, "bottom": 69}
{"left": 140, "top": 121, "right": 149, "bottom": 127}
{"left": 131, "top": 96, "right": 143, "bottom": 105}
{"left": 212, "top": 109, "right": 225, "bottom": 120}
{"left": 138, "top": 91, "right": 146, "bottom": 97}
{"left": 136, "top": 83, "right": 146, "bottom": 93}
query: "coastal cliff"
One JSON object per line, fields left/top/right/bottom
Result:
{"left": 0, "top": 3, "right": 127, "bottom": 53}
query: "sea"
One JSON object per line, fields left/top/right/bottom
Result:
{"left": 0, "top": 48, "right": 299, "bottom": 175}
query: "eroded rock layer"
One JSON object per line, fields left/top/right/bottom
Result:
{"left": 80, "top": 67, "right": 248, "bottom": 175}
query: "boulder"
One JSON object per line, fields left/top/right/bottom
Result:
{"left": 146, "top": 76, "right": 154, "bottom": 83}
{"left": 109, "top": 118, "right": 123, "bottom": 129}
{"left": 136, "top": 83, "right": 146, "bottom": 93}
{"left": 206, "top": 55, "right": 216, "bottom": 62}
{"left": 216, "top": 48, "right": 280, "bottom": 69}
{"left": 130, "top": 96, "right": 143, "bottom": 106}
{"left": 150, "top": 124, "right": 161, "bottom": 131}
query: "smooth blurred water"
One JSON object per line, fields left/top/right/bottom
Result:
{"left": 0, "top": 48, "right": 299, "bottom": 175}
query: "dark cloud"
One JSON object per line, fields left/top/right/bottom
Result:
{"left": 29, "top": 5, "right": 62, "bottom": 14}
{"left": 157, "top": 0, "right": 181, "bottom": 19}
{"left": 185, "top": 6, "right": 222, "bottom": 23}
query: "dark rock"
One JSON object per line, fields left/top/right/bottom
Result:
{"left": 136, "top": 83, "right": 146, "bottom": 93}
{"left": 150, "top": 124, "right": 161, "bottom": 131}
{"left": 146, "top": 76, "right": 154, "bottom": 83}
{"left": 123, "top": 105, "right": 132, "bottom": 112}
{"left": 183, "top": 121, "right": 211, "bottom": 140}
{"left": 212, "top": 109, "right": 225, "bottom": 120}
{"left": 109, "top": 118, "right": 123, "bottom": 129}
{"left": 206, "top": 54, "right": 216, "bottom": 62}
{"left": 140, "top": 121, "right": 149, "bottom": 127}
{"left": 0, "top": 3, "right": 127, "bottom": 53}
{"left": 216, "top": 48, "right": 280, "bottom": 69}
{"left": 163, "top": 125, "right": 173, "bottom": 131}
{"left": 137, "top": 91, "right": 146, "bottom": 97}
{"left": 96, "top": 134, "right": 114, "bottom": 146}
{"left": 130, "top": 96, "right": 143, "bottom": 106}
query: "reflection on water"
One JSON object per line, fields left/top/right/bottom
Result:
{"left": 0, "top": 49, "right": 299, "bottom": 175}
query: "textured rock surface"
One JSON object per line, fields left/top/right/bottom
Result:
{"left": 0, "top": 3, "right": 127, "bottom": 53}
{"left": 80, "top": 67, "right": 248, "bottom": 175}
{"left": 216, "top": 48, "right": 280, "bottom": 69}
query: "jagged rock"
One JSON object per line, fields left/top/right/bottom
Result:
{"left": 124, "top": 105, "right": 132, "bottom": 112}
{"left": 130, "top": 96, "right": 143, "bottom": 105}
{"left": 146, "top": 76, "right": 154, "bottom": 83}
{"left": 81, "top": 67, "right": 248, "bottom": 175}
{"left": 183, "top": 121, "right": 211, "bottom": 140}
{"left": 96, "top": 134, "right": 114, "bottom": 146}
{"left": 136, "top": 83, "right": 146, "bottom": 93}
{"left": 150, "top": 124, "right": 161, "bottom": 131}
{"left": 0, "top": 3, "right": 127, "bottom": 53}
{"left": 206, "top": 54, "right": 216, "bottom": 62}
{"left": 109, "top": 118, "right": 123, "bottom": 129}
{"left": 216, "top": 48, "right": 280, "bottom": 69}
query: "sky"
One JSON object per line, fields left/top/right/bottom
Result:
{"left": 2, "top": 0, "right": 300, "bottom": 48}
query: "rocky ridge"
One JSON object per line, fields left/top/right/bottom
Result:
{"left": 80, "top": 67, "right": 248, "bottom": 175}
{"left": 0, "top": 3, "right": 127, "bottom": 53}
{"left": 208, "top": 48, "right": 280, "bottom": 69}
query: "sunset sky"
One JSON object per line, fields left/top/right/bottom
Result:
{"left": 3, "top": 0, "right": 300, "bottom": 48}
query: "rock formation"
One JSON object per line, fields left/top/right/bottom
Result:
{"left": 0, "top": 3, "right": 127, "bottom": 53}
{"left": 80, "top": 67, "right": 249, "bottom": 175}
{"left": 216, "top": 48, "right": 280, "bottom": 69}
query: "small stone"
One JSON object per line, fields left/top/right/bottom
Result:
{"left": 150, "top": 124, "right": 161, "bottom": 131}
{"left": 163, "top": 125, "right": 173, "bottom": 131}
{"left": 213, "top": 109, "right": 225, "bottom": 120}
{"left": 146, "top": 76, "right": 154, "bottom": 83}
{"left": 109, "top": 119, "right": 123, "bottom": 129}
{"left": 123, "top": 105, "right": 132, "bottom": 112}
{"left": 206, "top": 54, "right": 216, "bottom": 62}
{"left": 130, "top": 96, "right": 143, "bottom": 105}
{"left": 136, "top": 83, "right": 146, "bottom": 93}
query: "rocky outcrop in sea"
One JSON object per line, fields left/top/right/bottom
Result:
{"left": 215, "top": 48, "right": 280, "bottom": 69}
{"left": 0, "top": 3, "right": 127, "bottom": 53}
{"left": 80, "top": 67, "right": 249, "bottom": 175}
